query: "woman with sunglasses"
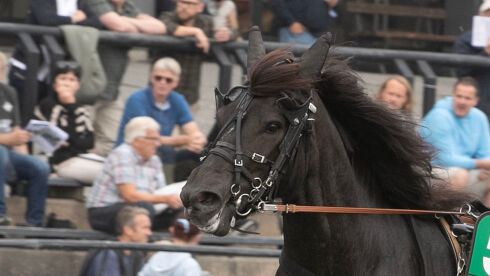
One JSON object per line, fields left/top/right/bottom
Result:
{"left": 115, "top": 57, "right": 206, "bottom": 180}
{"left": 37, "top": 61, "right": 102, "bottom": 184}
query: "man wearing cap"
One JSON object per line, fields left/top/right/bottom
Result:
{"left": 453, "top": 0, "right": 490, "bottom": 118}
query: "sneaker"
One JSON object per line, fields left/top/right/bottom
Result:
{"left": 0, "top": 216, "right": 12, "bottom": 226}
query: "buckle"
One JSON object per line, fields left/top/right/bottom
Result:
{"left": 251, "top": 153, "right": 265, "bottom": 163}
{"left": 234, "top": 159, "right": 243, "bottom": 166}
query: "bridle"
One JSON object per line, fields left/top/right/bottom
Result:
{"left": 200, "top": 83, "right": 478, "bottom": 221}
{"left": 200, "top": 84, "right": 317, "bottom": 217}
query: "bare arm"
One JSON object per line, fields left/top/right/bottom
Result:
{"left": 118, "top": 183, "right": 182, "bottom": 208}
{"left": 159, "top": 135, "right": 190, "bottom": 147}
{"left": 476, "top": 159, "right": 490, "bottom": 170}
{"left": 158, "top": 122, "right": 206, "bottom": 153}
{"left": 181, "top": 122, "right": 207, "bottom": 153}
{"left": 126, "top": 14, "right": 167, "bottom": 34}
{"left": 324, "top": 0, "right": 339, "bottom": 7}
{"left": 0, "top": 127, "right": 30, "bottom": 147}
{"left": 226, "top": 10, "right": 239, "bottom": 30}
{"left": 12, "top": 144, "right": 28, "bottom": 154}
{"left": 173, "top": 26, "right": 210, "bottom": 53}
{"left": 98, "top": 11, "right": 139, "bottom": 33}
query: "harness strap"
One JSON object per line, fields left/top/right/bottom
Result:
{"left": 264, "top": 204, "right": 465, "bottom": 215}
{"left": 440, "top": 217, "right": 464, "bottom": 275}
{"left": 216, "top": 141, "right": 274, "bottom": 164}
{"left": 208, "top": 147, "right": 254, "bottom": 181}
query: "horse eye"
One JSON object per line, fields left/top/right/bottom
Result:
{"left": 265, "top": 122, "right": 282, "bottom": 134}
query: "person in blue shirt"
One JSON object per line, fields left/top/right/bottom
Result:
{"left": 115, "top": 57, "right": 206, "bottom": 166}
{"left": 270, "top": 0, "right": 339, "bottom": 45}
{"left": 420, "top": 77, "right": 490, "bottom": 205}
{"left": 453, "top": 1, "right": 490, "bottom": 119}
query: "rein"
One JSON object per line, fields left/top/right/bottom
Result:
{"left": 260, "top": 203, "right": 469, "bottom": 216}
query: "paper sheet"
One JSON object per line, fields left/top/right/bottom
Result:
{"left": 472, "top": 16, "right": 490, "bottom": 47}
{"left": 25, "top": 119, "right": 68, "bottom": 154}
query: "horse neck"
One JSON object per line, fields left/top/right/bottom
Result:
{"left": 282, "top": 96, "right": 369, "bottom": 207}
{"left": 279, "top": 99, "right": 391, "bottom": 275}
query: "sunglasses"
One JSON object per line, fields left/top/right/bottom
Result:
{"left": 153, "top": 75, "right": 175, "bottom": 84}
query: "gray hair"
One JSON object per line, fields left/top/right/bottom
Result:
{"left": 124, "top": 116, "right": 160, "bottom": 144}
{"left": 115, "top": 206, "right": 150, "bottom": 236}
{"left": 152, "top": 57, "right": 181, "bottom": 78}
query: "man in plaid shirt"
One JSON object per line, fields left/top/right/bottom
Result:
{"left": 86, "top": 116, "right": 183, "bottom": 234}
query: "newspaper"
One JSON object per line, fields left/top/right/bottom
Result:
{"left": 78, "top": 153, "right": 106, "bottom": 163}
{"left": 25, "top": 119, "right": 68, "bottom": 154}
{"left": 472, "top": 16, "right": 490, "bottom": 47}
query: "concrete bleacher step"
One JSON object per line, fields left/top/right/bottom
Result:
{"left": 1, "top": 200, "right": 283, "bottom": 275}
{"left": 0, "top": 248, "right": 279, "bottom": 276}
{"left": 6, "top": 197, "right": 90, "bottom": 229}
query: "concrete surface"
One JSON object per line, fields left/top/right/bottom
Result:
{"left": 0, "top": 248, "right": 279, "bottom": 276}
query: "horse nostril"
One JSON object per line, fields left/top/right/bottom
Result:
{"left": 195, "top": 192, "right": 219, "bottom": 206}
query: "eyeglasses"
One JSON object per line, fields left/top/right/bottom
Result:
{"left": 178, "top": 0, "right": 200, "bottom": 6}
{"left": 56, "top": 61, "right": 81, "bottom": 71}
{"left": 140, "top": 136, "right": 160, "bottom": 142}
{"left": 153, "top": 75, "right": 175, "bottom": 84}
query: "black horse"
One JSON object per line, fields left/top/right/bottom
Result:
{"left": 181, "top": 27, "right": 471, "bottom": 275}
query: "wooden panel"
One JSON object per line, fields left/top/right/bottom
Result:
{"left": 346, "top": 2, "right": 446, "bottom": 19}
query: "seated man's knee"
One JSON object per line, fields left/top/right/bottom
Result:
{"left": 31, "top": 158, "right": 50, "bottom": 179}
{"left": 449, "top": 168, "right": 470, "bottom": 190}
{"left": 133, "top": 202, "right": 155, "bottom": 219}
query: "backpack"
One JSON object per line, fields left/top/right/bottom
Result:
{"left": 79, "top": 248, "right": 145, "bottom": 276}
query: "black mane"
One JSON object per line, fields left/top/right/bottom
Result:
{"left": 317, "top": 52, "right": 469, "bottom": 210}
{"left": 249, "top": 47, "right": 469, "bottom": 211}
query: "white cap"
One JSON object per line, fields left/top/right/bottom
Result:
{"left": 479, "top": 0, "right": 490, "bottom": 13}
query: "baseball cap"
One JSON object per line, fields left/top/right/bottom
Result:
{"left": 479, "top": 0, "right": 490, "bottom": 13}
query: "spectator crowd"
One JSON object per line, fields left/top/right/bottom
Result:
{"left": 2, "top": 0, "right": 490, "bottom": 275}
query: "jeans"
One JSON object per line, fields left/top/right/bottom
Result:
{"left": 278, "top": 27, "right": 316, "bottom": 46}
{"left": 88, "top": 201, "right": 182, "bottom": 234}
{"left": 88, "top": 201, "right": 156, "bottom": 235}
{"left": 157, "top": 145, "right": 176, "bottom": 164}
{"left": 0, "top": 146, "right": 49, "bottom": 226}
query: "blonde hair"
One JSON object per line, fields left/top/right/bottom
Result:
{"left": 152, "top": 57, "right": 181, "bottom": 78}
{"left": 375, "top": 75, "right": 414, "bottom": 113}
{"left": 124, "top": 116, "right": 160, "bottom": 144}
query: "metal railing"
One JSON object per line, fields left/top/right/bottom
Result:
{"left": 0, "top": 226, "right": 284, "bottom": 246}
{"left": 0, "top": 238, "right": 281, "bottom": 257}
{"left": 1, "top": 22, "right": 490, "bottom": 124}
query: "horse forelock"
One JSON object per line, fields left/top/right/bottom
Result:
{"left": 248, "top": 48, "right": 312, "bottom": 97}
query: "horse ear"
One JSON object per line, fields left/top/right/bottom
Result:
{"left": 299, "top": 32, "right": 333, "bottom": 79}
{"left": 247, "top": 26, "right": 266, "bottom": 73}
{"left": 215, "top": 87, "right": 225, "bottom": 110}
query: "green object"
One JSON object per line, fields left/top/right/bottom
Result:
{"left": 469, "top": 213, "right": 490, "bottom": 275}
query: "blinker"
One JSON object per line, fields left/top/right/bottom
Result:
{"left": 214, "top": 85, "right": 248, "bottom": 109}
{"left": 277, "top": 93, "right": 312, "bottom": 125}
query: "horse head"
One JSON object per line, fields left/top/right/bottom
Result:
{"left": 180, "top": 27, "right": 332, "bottom": 236}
